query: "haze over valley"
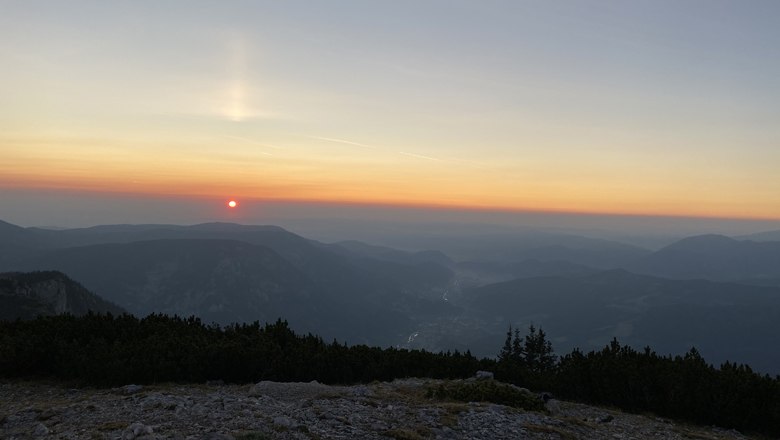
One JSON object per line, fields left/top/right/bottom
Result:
{"left": 4, "top": 217, "right": 780, "bottom": 374}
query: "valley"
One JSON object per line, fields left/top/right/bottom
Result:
{"left": 3, "top": 219, "right": 780, "bottom": 374}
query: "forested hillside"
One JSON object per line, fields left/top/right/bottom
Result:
{"left": 1, "top": 314, "right": 778, "bottom": 437}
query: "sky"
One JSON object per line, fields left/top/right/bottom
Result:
{"left": 2, "top": 1, "right": 780, "bottom": 230}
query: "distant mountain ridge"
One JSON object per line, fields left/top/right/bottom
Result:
{"left": 376, "top": 230, "right": 652, "bottom": 268}
{"left": 18, "top": 239, "right": 311, "bottom": 321}
{"left": 0, "top": 271, "right": 124, "bottom": 320}
{"left": 467, "top": 269, "right": 780, "bottom": 373}
{"left": 4, "top": 218, "right": 780, "bottom": 373}
{"left": 625, "top": 234, "right": 780, "bottom": 284}
{"left": 1, "top": 220, "right": 457, "bottom": 345}
{"left": 23, "top": 222, "right": 296, "bottom": 252}
{"left": 737, "top": 229, "right": 780, "bottom": 242}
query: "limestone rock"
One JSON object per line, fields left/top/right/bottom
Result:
{"left": 32, "top": 422, "right": 49, "bottom": 436}
{"left": 273, "top": 416, "right": 293, "bottom": 428}
{"left": 122, "top": 384, "right": 144, "bottom": 395}
{"left": 475, "top": 370, "right": 494, "bottom": 380}
{"left": 123, "top": 422, "right": 153, "bottom": 439}
{"left": 0, "top": 380, "right": 755, "bottom": 440}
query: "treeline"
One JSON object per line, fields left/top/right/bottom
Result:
{"left": 554, "top": 341, "right": 780, "bottom": 437}
{"left": 1, "top": 314, "right": 779, "bottom": 436}
{"left": 0, "top": 313, "right": 485, "bottom": 386}
{"left": 494, "top": 326, "right": 780, "bottom": 437}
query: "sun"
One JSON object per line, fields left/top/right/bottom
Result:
{"left": 227, "top": 200, "right": 238, "bottom": 208}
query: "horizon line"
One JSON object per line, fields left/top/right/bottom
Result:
{"left": 3, "top": 185, "right": 780, "bottom": 225}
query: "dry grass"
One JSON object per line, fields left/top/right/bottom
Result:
{"left": 437, "top": 402, "right": 469, "bottom": 428}
{"left": 426, "top": 379, "right": 545, "bottom": 411}
{"left": 523, "top": 423, "right": 578, "bottom": 440}
{"left": 558, "top": 416, "right": 599, "bottom": 430}
{"left": 672, "top": 428, "right": 729, "bottom": 440}
{"left": 369, "top": 383, "right": 431, "bottom": 408}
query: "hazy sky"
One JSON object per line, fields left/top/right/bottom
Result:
{"left": 2, "top": 1, "right": 780, "bottom": 227}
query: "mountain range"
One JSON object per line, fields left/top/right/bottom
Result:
{"left": 467, "top": 269, "right": 780, "bottom": 373}
{"left": 626, "top": 234, "right": 780, "bottom": 285}
{"left": 2, "top": 219, "right": 780, "bottom": 373}
{"left": 0, "top": 221, "right": 458, "bottom": 346}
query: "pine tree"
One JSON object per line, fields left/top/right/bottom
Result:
{"left": 523, "top": 324, "right": 556, "bottom": 373}
{"left": 499, "top": 325, "right": 513, "bottom": 363}
{"left": 511, "top": 327, "right": 525, "bottom": 363}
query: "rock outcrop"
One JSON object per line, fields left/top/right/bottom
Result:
{"left": 0, "top": 271, "right": 124, "bottom": 320}
{"left": 0, "top": 379, "right": 751, "bottom": 439}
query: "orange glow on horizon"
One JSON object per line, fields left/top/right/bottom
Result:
{"left": 2, "top": 4, "right": 779, "bottom": 230}
{"left": 2, "top": 177, "right": 779, "bottom": 222}
{"left": 2, "top": 135, "right": 779, "bottom": 222}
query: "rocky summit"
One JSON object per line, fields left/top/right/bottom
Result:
{"left": 0, "top": 379, "right": 751, "bottom": 440}
{"left": 0, "top": 271, "right": 124, "bottom": 320}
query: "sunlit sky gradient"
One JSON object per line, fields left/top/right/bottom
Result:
{"left": 2, "top": 1, "right": 780, "bottom": 226}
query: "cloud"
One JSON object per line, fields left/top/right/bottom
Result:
{"left": 398, "top": 151, "right": 442, "bottom": 162}
{"left": 308, "top": 136, "right": 377, "bottom": 149}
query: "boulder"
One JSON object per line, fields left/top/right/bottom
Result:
{"left": 123, "top": 422, "right": 153, "bottom": 440}
{"left": 475, "top": 370, "right": 494, "bottom": 380}
{"left": 122, "top": 384, "right": 144, "bottom": 395}
{"left": 33, "top": 422, "right": 49, "bottom": 436}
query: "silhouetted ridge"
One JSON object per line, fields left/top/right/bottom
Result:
{"left": 626, "top": 234, "right": 780, "bottom": 284}
{"left": 12, "top": 237, "right": 441, "bottom": 345}
{"left": 0, "top": 219, "right": 39, "bottom": 247}
{"left": 468, "top": 269, "right": 780, "bottom": 373}
{"left": 738, "top": 229, "right": 780, "bottom": 242}
{"left": 0, "top": 219, "right": 25, "bottom": 232}
{"left": 661, "top": 234, "right": 739, "bottom": 252}
{"left": 185, "top": 222, "right": 287, "bottom": 232}
{"left": 0, "top": 270, "right": 124, "bottom": 319}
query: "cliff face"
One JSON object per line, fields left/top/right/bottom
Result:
{"left": 0, "top": 271, "right": 124, "bottom": 320}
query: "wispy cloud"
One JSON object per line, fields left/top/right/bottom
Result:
{"left": 308, "top": 136, "right": 377, "bottom": 149}
{"left": 398, "top": 151, "right": 442, "bottom": 162}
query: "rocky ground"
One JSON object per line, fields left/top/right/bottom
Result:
{"left": 0, "top": 378, "right": 755, "bottom": 440}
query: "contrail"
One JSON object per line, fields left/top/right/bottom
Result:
{"left": 398, "top": 151, "right": 442, "bottom": 162}
{"left": 309, "top": 136, "right": 376, "bottom": 149}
